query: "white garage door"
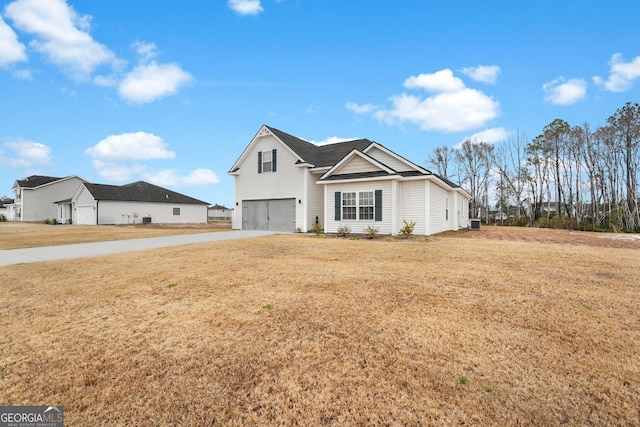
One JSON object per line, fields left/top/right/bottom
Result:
{"left": 242, "top": 199, "right": 296, "bottom": 232}
{"left": 76, "top": 206, "right": 95, "bottom": 225}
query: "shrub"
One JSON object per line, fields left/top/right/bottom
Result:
{"left": 337, "top": 224, "right": 351, "bottom": 238}
{"left": 309, "top": 221, "right": 322, "bottom": 235}
{"left": 384, "top": 236, "right": 396, "bottom": 242}
{"left": 52, "top": 218, "right": 58, "bottom": 225}
{"left": 67, "top": 218, "right": 73, "bottom": 225}
{"left": 399, "top": 219, "right": 416, "bottom": 238}
{"left": 0, "top": 214, "right": 6, "bottom": 222}
{"left": 43, "top": 218, "right": 50, "bottom": 224}
{"left": 363, "top": 225, "right": 379, "bottom": 239}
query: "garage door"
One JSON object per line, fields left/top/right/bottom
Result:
{"left": 76, "top": 206, "right": 95, "bottom": 225}
{"left": 242, "top": 198, "right": 296, "bottom": 232}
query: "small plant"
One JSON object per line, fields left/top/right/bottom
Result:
{"left": 384, "top": 236, "right": 396, "bottom": 242}
{"left": 52, "top": 218, "right": 58, "bottom": 225}
{"left": 262, "top": 304, "right": 273, "bottom": 310}
{"left": 459, "top": 376, "right": 468, "bottom": 385}
{"left": 363, "top": 225, "right": 379, "bottom": 239}
{"left": 67, "top": 218, "right": 73, "bottom": 224}
{"left": 399, "top": 219, "right": 416, "bottom": 238}
{"left": 44, "top": 218, "right": 50, "bottom": 224}
{"left": 167, "top": 282, "right": 178, "bottom": 288}
{"left": 421, "top": 236, "right": 433, "bottom": 243}
{"left": 348, "top": 235, "right": 359, "bottom": 240}
{"left": 318, "top": 233, "right": 326, "bottom": 239}
{"left": 0, "top": 214, "right": 6, "bottom": 222}
{"left": 309, "top": 221, "right": 323, "bottom": 235}
{"left": 337, "top": 224, "right": 351, "bottom": 238}
{"left": 483, "top": 385, "right": 493, "bottom": 393}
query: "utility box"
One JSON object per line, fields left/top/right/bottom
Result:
{"left": 469, "top": 219, "right": 481, "bottom": 231}
{"left": 142, "top": 216, "right": 152, "bottom": 224}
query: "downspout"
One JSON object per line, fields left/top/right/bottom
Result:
{"left": 96, "top": 200, "right": 99, "bottom": 225}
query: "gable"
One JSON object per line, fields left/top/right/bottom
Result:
{"left": 364, "top": 145, "right": 427, "bottom": 173}
{"left": 331, "top": 154, "right": 385, "bottom": 175}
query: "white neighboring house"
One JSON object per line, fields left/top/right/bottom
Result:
{"left": 70, "top": 181, "right": 209, "bottom": 225}
{"left": 0, "top": 197, "right": 13, "bottom": 220}
{"left": 229, "top": 125, "right": 471, "bottom": 235}
{"left": 208, "top": 204, "right": 233, "bottom": 220}
{"left": 10, "top": 175, "right": 89, "bottom": 222}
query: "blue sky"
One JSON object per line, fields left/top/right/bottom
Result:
{"left": 1, "top": 0, "right": 639, "bottom": 207}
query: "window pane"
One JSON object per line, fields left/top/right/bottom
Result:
{"left": 173, "top": 207, "right": 181, "bottom": 216}
{"left": 342, "top": 192, "right": 356, "bottom": 220}
{"left": 359, "top": 191, "right": 374, "bottom": 220}
{"left": 262, "top": 151, "right": 272, "bottom": 173}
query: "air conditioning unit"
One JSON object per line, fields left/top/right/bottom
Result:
{"left": 469, "top": 219, "right": 481, "bottom": 231}
{"left": 142, "top": 216, "right": 152, "bottom": 224}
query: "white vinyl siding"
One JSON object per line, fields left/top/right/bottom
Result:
{"left": 399, "top": 180, "right": 426, "bottom": 235}
{"left": 429, "top": 182, "right": 450, "bottom": 234}
{"left": 233, "top": 134, "right": 305, "bottom": 231}
{"left": 365, "top": 146, "right": 415, "bottom": 172}
{"left": 19, "top": 176, "right": 86, "bottom": 222}
{"left": 334, "top": 155, "right": 382, "bottom": 175}
{"left": 306, "top": 171, "right": 325, "bottom": 231}
{"left": 325, "top": 181, "right": 392, "bottom": 234}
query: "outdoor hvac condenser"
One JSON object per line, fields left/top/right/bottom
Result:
{"left": 469, "top": 219, "right": 481, "bottom": 231}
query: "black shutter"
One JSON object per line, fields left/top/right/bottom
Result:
{"left": 272, "top": 149, "right": 277, "bottom": 172}
{"left": 335, "top": 192, "right": 341, "bottom": 221}
{"left": 258, "top": 151, "right": 262, "bottom": 174}
{"left": 375, "top": 190, "right": 382, "bottom": 221}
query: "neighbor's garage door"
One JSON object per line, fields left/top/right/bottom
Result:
{"left": 76, "top": 206, "right": 95, "bottom": 225}
{"left": 242, "top": 198, "right": 296, "bottom": 232}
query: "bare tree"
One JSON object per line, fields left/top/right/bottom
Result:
{"left": 426, "top": 146, "right": 454, "bottom": 180}
{"left": 455, "top": 140, "right": 494, "bottom": 221}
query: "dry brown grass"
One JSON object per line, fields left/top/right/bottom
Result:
{"left": 0, "top": 221, "right": 230, "bottom": 249}
{"left": 1, "top": 228, "right": 639, "bottom": 426}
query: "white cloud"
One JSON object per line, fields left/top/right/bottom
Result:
{"left": 118, "top": 61, "right": 193, "bottom": 104}
{"left": 0, "top": 138, "right": 52, "bottom": 168}
{"left": 543, "top": 77, "right": 587, "bottom": 105}
{"left": 229, "top": 0, "right": 263, "bottom": 15}
{"left": 0, "top": 16, "right": 27, "bottom": 67}
{"left": 85, "top": 132, "right": 176, "bottom": 162}
{"left": 12, "top": 68, "right": 32, "bottom": 79}
{"left": 345, "top": 101, "right": 379, "bottom": 114}
{"left": 143, "top": 168, "right": 220, "bottom": 188}
{"left": 90, "top": 160, "right": 145, "bottom": 182}
{"left": 593, "top": 53, "right": 640, "bottom": 92}
{"left": 404, "top": 69, "right": 465, "bottom": 92}
{"left": 460, "top": 65, "right": 500, "bottom": 84}
{"left": 455, "top": 127, "right": 510, "bottom": 148}
{"left": 132, "top": 40, "right": 158, "bottom": 62}
{"left": 348, "top": 69, "right": 500, "bottom": 133}
{"left": 4, "top": 0, "right": 120, "bottom": 80}
{"left": 309, "top": 136, "right": 358, "bottom": 146}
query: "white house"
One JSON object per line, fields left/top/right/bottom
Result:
{"left": 229, "top": 125, "right": 471, "bottom": 235}
{"left": 70, "top": 181, "right": 209, "bottom": 225}
{"left": 10, "top": 175, "right": 88, "bottom": 222}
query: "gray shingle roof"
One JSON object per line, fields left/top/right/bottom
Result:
{"left": 83, "top": 181, "right": 209, "bottom": 205}
{"left": 266, "top": 126, "right": 373, "bottom": 167}
{"left": 16, "top": 175, "right": 64, "bottom": 188}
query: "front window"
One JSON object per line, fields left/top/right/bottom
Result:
{"left": 359, "top": 191, "right": 374, "bottom": 220}
{"left": 341, "top": 191, "right": 375, "bottom": 221}
{"left": 342, "top": 192, "right": 356, "bottom": 220}
{"left": 262, "top": 150, "right": 272, "bottom": 173}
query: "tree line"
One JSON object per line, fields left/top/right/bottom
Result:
{"left": 427, "top": 102, "right": 640, "bottom": 232}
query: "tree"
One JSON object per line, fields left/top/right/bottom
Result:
{"left": 426, "top": 146, "right": 454, "bottom": 180}
{"left": 607, "top": 102, "right": 640, "bottom": 231}
{"left": 455, "top": 140, "right": 494, "bottom": 221}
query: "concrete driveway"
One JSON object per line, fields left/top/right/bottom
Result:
{"left": 0, "top": 230, "right": 278, "bottom": 267}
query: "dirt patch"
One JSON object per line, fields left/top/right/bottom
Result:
{"left": 1, "top": 234, "right": 638, "bottom": 425}
{"left": 439, "top": 225, "right": 640, "bottom": 249}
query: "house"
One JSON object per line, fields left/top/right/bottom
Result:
{"left": 229, "top": 125, "right": 471, "bottom": 235}
{"left": 0, "top": 197, "right": 13, "bottom": 220}
{"left": 208, "top": 204, "right": 233, "bottom": 221}
{"left": 10, "top": 175, "right": 88, "bottom": 222}
{"left": 69, "top": 181, "right": 209, "bottom": 225}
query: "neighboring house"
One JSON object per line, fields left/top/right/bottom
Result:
{"left": 11, "top": 175, "right": 88, "bottom": 222}
{"left": 229, "top": 125, "right": 471, "bottom": 235}
{"left": 0, "top": 197, "right": 13, "bottom": 219}
{"left": 68, "top": 181, "right": 209, "bottom": 225}
{"left": 208, "top": 204, "right": 233, "bottom": 221}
